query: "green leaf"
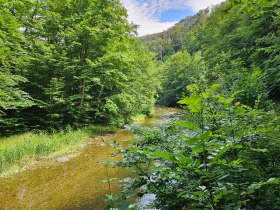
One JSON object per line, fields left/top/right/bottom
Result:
{"left": 177, "top": 154, "right": 193, "bottom": 165}
{"left": 191, "top": 147, "right": 204, "bottom": 154}
{"left": 185, "top": 137, "right": 200, "bottom": 145}
{"left": 228, "top": 159, "right": 243, "bottom": 167}
{"left": 178, "top": 94, "right": 202, "bottom": 113}
{"left": 177, "top": 121, "right": 199, "bottom": 131}
{"left": 199, "top": 131, "right": 212, "bottom": 142}
{"left": 150, "top": 151, "right": 175, "bottom": 161}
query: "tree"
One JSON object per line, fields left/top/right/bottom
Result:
{"left": 0, "top": 1, "right": 32, "bottom": 134}
{"left": 1, "top": 0, "right": 159, "bottom": 133}
{"left": 158, "top": 51, "right": 205, "bottom": 106}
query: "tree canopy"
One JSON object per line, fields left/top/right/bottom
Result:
{"left": 0, "top": 0, "right": 159, "bottom": 135}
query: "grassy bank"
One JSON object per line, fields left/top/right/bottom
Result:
{"left": 0, "top": 125, "right": 117, "bottom": 175}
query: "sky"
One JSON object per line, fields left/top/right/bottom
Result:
{"left": 121, "top": 0, "right": 225, "bottom": 36}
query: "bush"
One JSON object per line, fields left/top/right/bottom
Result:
{"left": 118, "top": 84, "right": 280, "bottom": 209}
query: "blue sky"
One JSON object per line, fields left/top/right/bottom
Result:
{"left": 121, "top": 0, "right": 225, "bottom": 36}
{"left": 160, "top": 8, "right": 195, "bottom": 22}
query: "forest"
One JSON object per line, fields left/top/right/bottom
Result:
{"left": 0, "top": 0, "right": 280, "bottom": 209}
{"left": 0, "top": 0, "right": 159, "bottom": 135}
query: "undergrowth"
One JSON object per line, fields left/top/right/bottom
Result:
{"left": 0, "top": 125, "right": 117, "bottom": 175}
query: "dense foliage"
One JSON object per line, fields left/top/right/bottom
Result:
{"left": 114, "top": 0, "right": 280, "bottom": 209}
{"left": 0, "top": 0, "right": 159, "bottom": 135}
{"left": 158, "top": 51, "right": 205, "bottom": 106}
{"left": 1, "top": 0, "right": 279, "bottom": 208}
{"left": 141, "top": 9, "right": 209, "bottom": 61}
{"left": 119, "top": 84, "right": 280, "bottom": 209}
{"left": 144, "top": 0, "right": 280, "bottom": 106}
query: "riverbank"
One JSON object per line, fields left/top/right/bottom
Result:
{"left": 0, "top": 107, "right": 181, "bottom": 177}
{"left": 0, "top": 125, "right": 118, "bottom": 177}
{"left": 0, "top": 129, "right": 135, "bottom": 209}
{"left": 0, "top": 107, "right": 181, "bottom": 209}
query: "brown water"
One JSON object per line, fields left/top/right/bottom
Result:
{"left": 0, "top": 107, "right": 180, "bottom": 210}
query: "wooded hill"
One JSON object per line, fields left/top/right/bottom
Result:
{"left": 141, "top": 7, "right": 211, "bottom": 60}
{"left": 142, "top": 0, "right": 280, "bottom": 107}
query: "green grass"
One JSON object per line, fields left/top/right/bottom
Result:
{"left": 0, "top": 125, "right": 118, "bottom": 174}
{"left": 131, "top": 114, "right": 147, "bottom": 123}
{"left": 131, "top": 109, "right": 155, "bottom": 123}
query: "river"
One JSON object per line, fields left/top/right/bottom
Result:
{"left": 0, "top": 107, "right": 180, "bottom": 210}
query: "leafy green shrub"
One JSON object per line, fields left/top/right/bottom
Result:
{"left": 118, "top": 84, "right": 280, "bottom": 209}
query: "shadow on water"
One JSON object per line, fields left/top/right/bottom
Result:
{"left": 0, "top": 107, "right": 181, "bottom": 210}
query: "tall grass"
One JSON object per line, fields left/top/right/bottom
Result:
{"left": 0, "top": 125, "right": 117, "bottom": 174}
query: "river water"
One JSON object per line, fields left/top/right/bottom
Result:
{"left": 0, "top": 107, "right": 180, "bottom": 210}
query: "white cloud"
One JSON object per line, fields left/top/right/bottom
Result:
{"left": 183, "top": 0, "right": 226, "bottom": 12}
{"left": 121, "top": 0, "right": 225, "bottom": 36}
{"left": 121, "top": 0, "right": 176, "bottom": 36}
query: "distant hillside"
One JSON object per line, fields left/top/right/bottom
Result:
{"left": 140, "top": 8, "right": 211, "bottom": 60}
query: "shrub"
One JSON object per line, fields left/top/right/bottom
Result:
{"left": 118, "top": 84, "right": 280, "bottom": 209}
